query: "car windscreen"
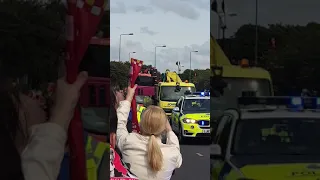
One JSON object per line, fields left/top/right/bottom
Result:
{"left": 160, "top": 86, "right": 196, "bottom": 101}
{"left": 183, "top": 99, "right": 210, "bottom": 113}
{"left": 223, "top": 78, "right": 271, "bottom": 97}
{"left": 232, "top": 118, "right": 320, "bottom": 155}
{"left": 135, "top": 76, "right": 154, "bottom": 86}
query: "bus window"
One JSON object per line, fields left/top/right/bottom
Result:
{"left": 89, "top": 85, "right": 96, "bottom": 105}
{"left": 99, "top": 85, "right": 106, "bottom": 106}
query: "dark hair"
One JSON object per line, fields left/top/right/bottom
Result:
{"left": 0, "top": 72, "right": 25, "bottom": 180}
{"left": 109, "top": 82, "right": 119, "bottom": 134}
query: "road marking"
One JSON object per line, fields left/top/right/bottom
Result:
{"left": 196, "top": 153, "right": 203, "bottom": 157}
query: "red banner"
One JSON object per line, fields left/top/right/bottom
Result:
{"left": 110, "top": 146, "right": 139, "bottom": 179}
{"left": 65, "top": 1, "right": 106, "bottom": 180}
{"left": 130, "top": 58, "right": 143, "bottom": 133}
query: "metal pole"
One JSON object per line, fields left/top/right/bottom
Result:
{"left": 217, "top": 15, "right": 220, "bottom": 39}
{"left": 155, "top": 47, "right": 157, "bottom": 68}
{"left": 255, "top": 0, "right": 258, "bottom": 65}
{"left": 119, "top": 35, "right": 122, "bottom": 62}
{"left": 189, "top": 52, "right": 192, "bottom": 81}
{"left": 222, "top": 14, "right": 226, "bottom": 51}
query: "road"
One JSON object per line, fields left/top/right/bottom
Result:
{"left": 171, "top": 143, "right": 210, "bottom": 180}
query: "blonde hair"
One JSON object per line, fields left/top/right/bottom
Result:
{"left": 140, "top": 105, "right": 167, "bottom": 172}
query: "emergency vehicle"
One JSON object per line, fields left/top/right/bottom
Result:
{"left": 156, "top": 70, "right": 196, "bottom": 117}
{"left": 211, "top": 36, "right": 273, "bottom": 98}
{"left": 171, "top": 92, "right": 210, "bottom": 143}
{"left": 210, "top": 1, "right": 273, "bottom": 102}
{"left": 135, "top": 68, "right": 158, "bottom": 97}
{"left": 211, "top": 96, "right": 320, "bottom": 180}
{"left": 210, "top": 10, "right": 274, "bottom": 139}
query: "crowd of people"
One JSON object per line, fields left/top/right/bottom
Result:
{"left": 110, "top": 83, "right": 183, "bottom": 180}
{"left": 0, "top": 66, "right": 183, "bottom": 180}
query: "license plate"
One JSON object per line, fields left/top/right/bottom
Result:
{"left": 202, "top": 129, "right": 210, "bottom": 133}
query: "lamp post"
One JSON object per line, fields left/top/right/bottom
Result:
{"left": 219, "top": 12, "right": 237, "bottom": 50}
{"left": 255, "top": 0, "right": 258, "bottom": 65}
{"left": 129, "top": 51, "right": 136, "bottom": 61}
{"left": 189, "top": 50, "right": 198, "bottom": 81}
{"left": 119, "top": 33, "right": 134, "bottom": 61}
{"left": 154, "top": 45, "right": 166, "bottom": 68}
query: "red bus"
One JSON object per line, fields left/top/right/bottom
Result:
{"left": 79, "top": 37, "right": 110, "bottom": 141}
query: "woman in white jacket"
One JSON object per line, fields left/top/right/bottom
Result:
{"left": 116, "top": 85, "right": 183, "bottom": 180}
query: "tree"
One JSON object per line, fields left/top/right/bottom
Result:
{"left": 0, "top": 0, "right": 65, "bottom": 88}
{"left": 219, "top": 23, "right": 320, "bottom": 95}
{"left": 180, "top": 69, "right": 210, "bottom": 90}
{"left": 110, "top": 61, "right": 130, "bottom": 89}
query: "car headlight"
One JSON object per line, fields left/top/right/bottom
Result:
{"left": 182, "top": 118, "right": 196, "bottom": 124}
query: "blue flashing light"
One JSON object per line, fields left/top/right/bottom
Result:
{"left": 317, "top": 98, "right": 320, "bottom": 108}
{"left": 192, "top": 91, "right": 210, "bottom": 96}
{"left": 288, "top": 97, "right": 303, "bottom": 110}
{"left": 238, "top": 96, "right": 320, "bottom": 110}
{"left": 291, "top": 97, "right": 302, "bottom": 105}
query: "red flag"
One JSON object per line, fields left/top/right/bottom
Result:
{"left": 130, "top": 58, "right": 143, "bottom": 133}
{"left": 65, "top": 1, "right": 106, "bottom": 180}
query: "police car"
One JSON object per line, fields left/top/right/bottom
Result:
{"left": 211, "top": 96, "right": 320, "bottom": 180}
{"left": 170, "top": 92, "right": 210, "bottom": 143}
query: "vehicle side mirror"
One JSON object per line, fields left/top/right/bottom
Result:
{"left": 210, "top": 144, "right": 223, "bottom": 159}
{"left": 173, "top": 107, "right": 179, "bottom": 112}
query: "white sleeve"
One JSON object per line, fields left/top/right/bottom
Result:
{"left": 21, "top": 122, "right": 67, "bottom": 180}
{"left": 166, "top": 131, "right": 182, "bottom": 168}
{"left": 116, "top": 100, "right": 131, "bottom": 152}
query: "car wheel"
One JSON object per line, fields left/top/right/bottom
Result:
{"left": 178, "top": 125, "right": 185, "bottom": 144}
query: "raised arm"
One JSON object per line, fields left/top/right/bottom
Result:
{"left": 116, "top": 84, "right": 137, "bottom": 151}
{"left": 165, "top": 121, "right": 182, "bottom": 168}
{"left": 116, "top": 100, "right": 131, "bottom": 151}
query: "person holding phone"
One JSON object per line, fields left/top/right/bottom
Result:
{"left": 0, "top": 69, "right": 88, "bottom": 180}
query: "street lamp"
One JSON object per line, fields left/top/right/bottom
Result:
{"left": 218, "top": 12, "right": 237, "bottom": 49}
{"left": 119, "top": 33, "right": 134, "bottom": 62}
{"left": 255, "top": 0, "right": 258, "bottom": 65}
{"left": 189, "top": 50, "right": 198, "bottom": 81}
{"left": 154, "top": 45, "right": 166, "bottom": 68}
{"left": 129, "top": 51, "right": 136, "bottom": 61}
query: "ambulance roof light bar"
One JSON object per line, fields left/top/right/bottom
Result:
{"left": 238, "top": 96, "right": 320, "bottom": 110}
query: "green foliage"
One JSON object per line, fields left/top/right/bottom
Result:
{"left": 221, "top": 23, "right": 320, "bottom": 95}
{"left": 180, "top": 69, "right": 210, "bottom": 90}
{"left": 110, "top": 61, "right": 130, "bottom": 89}
{"left": 0, "top": 0, "right": 65, "bottom": 88}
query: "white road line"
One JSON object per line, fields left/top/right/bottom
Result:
{"left": 196, "top": 153, "right": 203, "bottom": 157}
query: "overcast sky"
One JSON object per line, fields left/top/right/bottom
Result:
{"left": 211, "top": 0, "right": 320, "bottom": 38}
{"left": 110, "top": 0, "right": 210, "bottom": 73}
